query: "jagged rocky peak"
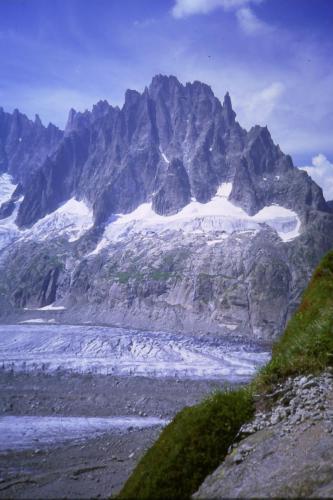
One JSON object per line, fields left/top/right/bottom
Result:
{"left": 222, "top": 91, "right": 236, "bottom": 127}
{"left": 65, "top": 107, "right": 92, "bottom": 134}
{"left": 0, "top": 106, "right": 63, "bottom": 183}
{"left": 65, "top": 101, "right": 116, "bottom": 137}
{"left": 123, "top": 89, "right": 143, "bottom": 117}
{"left": 65, "top": 108, "right": 77, "bottom": 131}
{"left": 149, "top": 73, "right": 182, "bottom": 95}
{"left": 148, "top": 74, "right": 222, "bottom": 121}
{"left": 4, "top": 74, "right": 331, "bottom": 229}
{"left": 34, "top": 114, "right": 43, "bottom": 127}
{"left": 92, "top": 99, "right": 111, "bottom": 116}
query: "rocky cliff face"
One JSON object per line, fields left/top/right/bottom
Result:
{"left": 0, "top": 75, "right": 332, "bottom": 340}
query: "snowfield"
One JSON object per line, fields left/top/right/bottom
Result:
{"left": 92, "top": 183, "right": 301, "bottom": 254}
{"left": 0, "top": 324, "right": 269, "bottom": 381}
{"left": 0, "top": 174, "right": 301, "bottom": 254}
{"left": 0, "top": 172, "right": 94, "bottom": 251}
{"left": 27, "top": 198, "right": 94, "bottom": 243}
{"left": 0, "top": 173, "right": 17, "bottom": 204}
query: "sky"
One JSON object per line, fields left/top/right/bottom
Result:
{"left": 0, "top": 0, "right": 332, "bottom": 198}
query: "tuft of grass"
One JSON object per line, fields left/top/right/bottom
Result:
{"left": 115, "top": 271, "right": 132, "bottom": 284}
{"left": 117, "top": 250, "right": 333, "bottom": 500}
{"left": 149, "top": 270, "right": 173, "bottom": 281}
{"left": 118, "top": 389, "right": 253, "bottom": 500}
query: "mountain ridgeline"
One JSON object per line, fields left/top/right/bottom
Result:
{"left": 0, "top": 75, "right": 332, "bottom": 340}
{"left": 1, "top": 75, "right": 329, "bottom": 227}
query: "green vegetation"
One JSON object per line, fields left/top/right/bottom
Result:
{"left": 256, "top": 250, "right": 333, "bottom": 389}
{"left": 112, "top": 270, "right": 174, "bottom": 283}
{"left": 118, "top": 250, "right": 333, "bottom": 500}
{"left": 149, "top": 270, "right": 173, "bottom": 281}
{"left": 115, "top": 271, "right": 133, "bottom": 284}
{"left": 118, "top": 388, "right": 253, "bottom": 500}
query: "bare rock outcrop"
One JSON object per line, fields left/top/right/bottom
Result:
{"left": 194, "top": 372, "right": 333, "bottom": 498}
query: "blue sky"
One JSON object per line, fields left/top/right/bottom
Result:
{"left": 0, "top": 0, "right": 332, "bottom": 195}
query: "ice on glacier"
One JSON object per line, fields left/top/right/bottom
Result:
{"left": 0, "top": 324, "right": 270, "bottom": 381}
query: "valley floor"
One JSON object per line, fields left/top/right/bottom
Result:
{"left": 0, "top": 323, "right": 269, "bottom": 498}
{"left": 0, "top": 366, "right": 230, "bottom": 497}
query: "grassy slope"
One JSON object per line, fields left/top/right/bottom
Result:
{"left": 256, "top": 250, "right": 333, "bottom": 388}
{"left": 118, "top": 389, "right": 253, "bottom": 500}
{"left": 118, "top": 250, "right": 333, "bottom": 500}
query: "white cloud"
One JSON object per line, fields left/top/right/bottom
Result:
{"left": 236, "top": 7, "right": 271, "bottom": 35}
{"left": 172, "top": 0, "right": 259, "bottom": 18}
{"left": 300, "top": 154, "right": 333, "bottom": 200}
{"left": 172, "top": 1, "right": 270, "bottom": 38}
{"left": 237, "top": 82, "right": 285, "bottom": 126}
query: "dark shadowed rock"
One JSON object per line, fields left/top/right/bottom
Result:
{"left": 153, "top": 159, "right": 191, "bottom": 215}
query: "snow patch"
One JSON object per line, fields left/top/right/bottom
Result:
{"left": 253, "top": 205, "right": 301, "bottom": 242}
{"left": 159, "top": 146, "right": 170, "bottom": 164}
{"left": 216, "top": 182, "right": 232, "bottom": 198}
{"left": 38, "top": 304, "right": 66, "bottom": 311}
{"left": 19, "top": 318, "right": 56, "bottom": 324}
{"left": 24, "top": 198, "right": 93, "bottom": 243}
{"left": 0, "top": 177, "right": 23, "bottom": 252}
{"left": 254, "top": 204, "right": 299, "bottom": 221}
{"left": 207, "top": 236, "right": 229, "bottom": 246}
{"left": 222, "top": 324, "right": 239, "bottom": 331}
{"left": 0, "top": 174, "right": 17, "bottom": 205}
{"left": 0, "top": 193, "right": 94, "bottom": 251}
{"left": 57, "top": 198, "right": 91, "bottom": 217}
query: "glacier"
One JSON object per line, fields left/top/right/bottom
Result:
{"left": 0, "top": 324, "right": 270, "bottom": 381}
{"left": 0, "top": 415, "right": 168, "bottom": 452}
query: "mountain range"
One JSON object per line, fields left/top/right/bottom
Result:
{"left": 0, "top": 74, "right": 332, "bottom": 340}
